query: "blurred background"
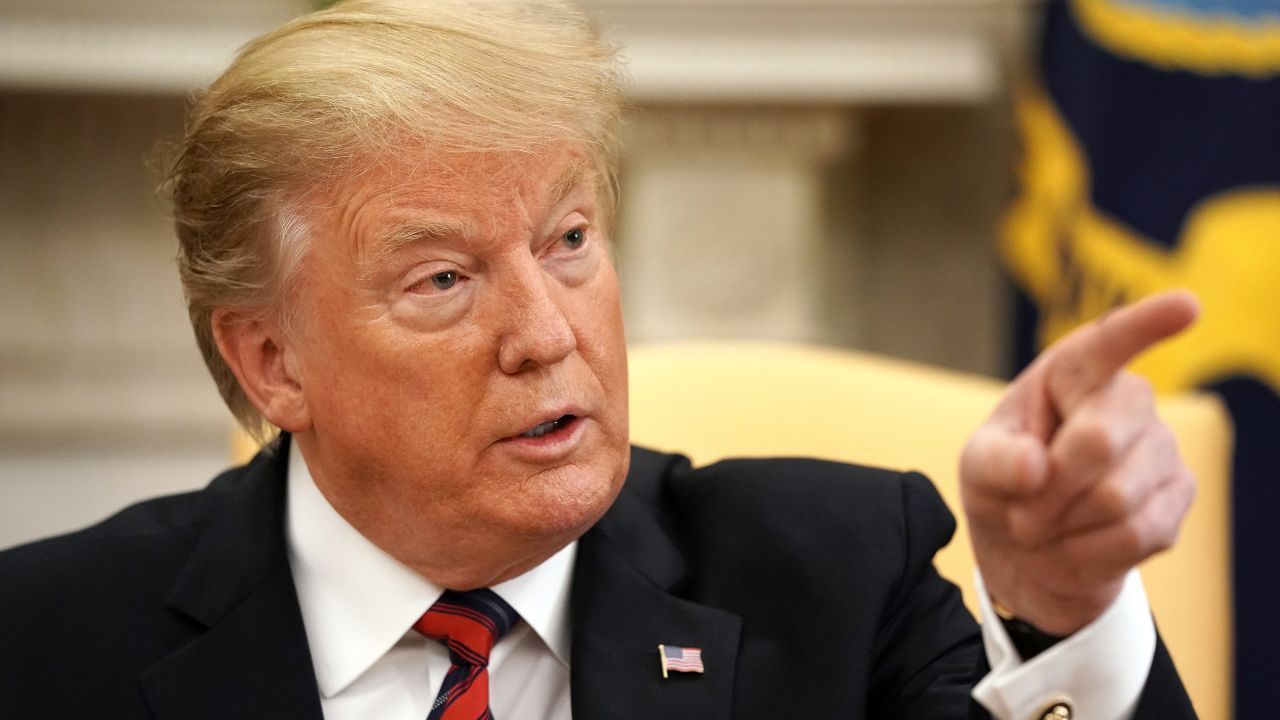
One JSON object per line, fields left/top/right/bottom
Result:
{"left": 0, "top": 0, "right": 1030, "bottom": 545}
{"left": 1, "top": 0, "right": 1277, "bottom": 715}
{"left": 0, "top": 0, "right": 1030, "bottom": 536}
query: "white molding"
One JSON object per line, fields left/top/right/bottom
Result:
{"left": 0, "top": 19, "right": 267, "bottom": 94}
{"left": 621, "top": 34, "right": 995, "bottom": 104}
{"left": 589, "top": 0, "right": 1023, "bottom": 103}
{"left": 0, "top": 0, "right": 1025, "bottom": 102}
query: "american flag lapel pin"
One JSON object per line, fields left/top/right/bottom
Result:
{"left": 658, "top": 644, "right": 704, "bottom": 679}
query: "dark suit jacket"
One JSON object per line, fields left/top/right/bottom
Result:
{"left": 0, "top": 439, "right": 1195, "bottom": 719}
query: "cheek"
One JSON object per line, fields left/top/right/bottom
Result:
{"left": 596, "top": 267, "right": 629, "bottom": 380}
{"left": 580, "top": 267, "right": 630, "bottom": 435}
{"left": 299, "top": 316, "right": 493, "bottom": 448}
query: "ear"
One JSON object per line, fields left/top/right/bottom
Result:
{"left": 211, "top": 308, "right": 311, "bottom": 433}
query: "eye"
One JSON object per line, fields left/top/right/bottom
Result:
{"left": 561, "top": 227, "right": 586, "bottom": 250}
{"left": 428, "top": 270, "right": 458, "bottom": 290}
{"left": 407, "top": 270, "right": 460, "bottom": 295}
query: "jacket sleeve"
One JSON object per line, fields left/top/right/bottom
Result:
{"left": 866, "top": 471, "right": 1198, "bottom": 719}
{"left": 865, "top": 471, "right": 987, "bottom": 717}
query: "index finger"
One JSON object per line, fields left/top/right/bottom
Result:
{"left": 1040, "top": 290, "right": 1199, "bottom": 416}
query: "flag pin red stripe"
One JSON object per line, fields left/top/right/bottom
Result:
{"left": 658, "top": 643, "right": 705, "bottom": 678}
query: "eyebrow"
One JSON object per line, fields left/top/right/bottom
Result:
{"left": 547, "top": 159, "right": 593, "bottom": 210}
{"left": 365, "top": 217, "right": 476, "bottom": 273}
{"left": 363, "top": 160, "right": 595, "bottom": 272}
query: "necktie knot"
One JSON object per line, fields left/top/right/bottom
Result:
{"left": 414, "top": 588, "right": 518, "bottom": 668}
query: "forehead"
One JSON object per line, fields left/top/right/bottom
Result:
{"left": 365, "top": 148, "right": 588, "bottom": 212}
{"left": 322, "top": 148, "right": 595, "bottom": 258}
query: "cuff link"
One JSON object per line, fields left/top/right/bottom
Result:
{"left": 1034, "top": 698, "right": 1073, "bottom": 720}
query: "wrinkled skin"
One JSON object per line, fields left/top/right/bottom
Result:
{"left": 214, "top": 147, "right": 631, "bottom": 589}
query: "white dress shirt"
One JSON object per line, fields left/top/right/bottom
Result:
{"left": 972, "top": 567, "right": 1154, "bottom": 720}
{"left": 286, "top": 442, "right": 573, "bottom": 720}
{"left": 285, "top": 443, "right": 1153, "bottom": 719}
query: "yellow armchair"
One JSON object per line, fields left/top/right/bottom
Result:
{"left": 627, "top": 341, "right": 1232, "bottom": 718}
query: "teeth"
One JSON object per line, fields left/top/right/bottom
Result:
{"left": 520, "top": 415, "right": 574, "bottom": 438}
{"left": 523, "top": 421, "right": 557, "bottom": 438}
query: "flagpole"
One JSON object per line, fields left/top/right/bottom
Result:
{"left": 657, "top": 644, "right": 668, "bottom": 679}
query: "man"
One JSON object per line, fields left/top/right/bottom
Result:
{"left": 0, "top": 1, "right": 1197, "bottom": 718}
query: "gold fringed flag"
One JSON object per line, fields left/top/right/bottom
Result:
{"left": 1003, "top": 2, "right": 1280, "bottom": 717}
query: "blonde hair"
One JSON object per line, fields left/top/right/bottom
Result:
{"left": 161, "top": 0, "right": 624, "bottom": 439}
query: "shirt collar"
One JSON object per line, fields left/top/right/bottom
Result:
{"left": 284, "top": 441, "right": 575, "bottom": 698}
{"left": 493, "top": 531, "right": 576, "bottom": 668}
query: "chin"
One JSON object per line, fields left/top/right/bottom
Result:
{"left": 511, "top": 458, "right": 626, "bottom": 540}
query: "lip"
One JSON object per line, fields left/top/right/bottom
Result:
{"left": 496, "top": 406, "right": 591, "bottom": 462}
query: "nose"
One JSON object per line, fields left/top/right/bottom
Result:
{"left": 496, "top": 262, "right": 577, "bottom": 375}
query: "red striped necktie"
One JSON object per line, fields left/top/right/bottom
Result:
{"left": 413, "top": 589, "right": 519, "bottom": 720}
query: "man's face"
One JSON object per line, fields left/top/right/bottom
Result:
{"left": 284, "top": 147, "right": 630, "bottom": 587}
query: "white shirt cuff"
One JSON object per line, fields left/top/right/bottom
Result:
{"left": 970, "top": 569, "right": 1155, "bottom": 720}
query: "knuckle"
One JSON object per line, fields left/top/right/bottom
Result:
{"left": 1115, "top": 521, "right": 1145, "bottom": 559}
{"left": 963, "top": 430, "right": 1045, "bottom": 498}
{"left": 1139, "top": 482, "right": 1190, "bottom": 556}
{"left": 1074, "top": 421, "right": 1118, "bottom": 464}
{"left": 1008, "top": 438, "right": 1046, "bottom": 495}
{"left": 1093, "top": 483, "right": 1131, "bottom": 522}
{"left": 1050, "top": 424, "right": 1108, "bottom": 477}
{"left": 1120, "top": 372, "right": 1156, "bottom": 407}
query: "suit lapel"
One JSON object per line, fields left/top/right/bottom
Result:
{"left": 139, "top": 436, "right": 323, "bottom": 720}
{"left": 137, "top": 440, "right": 739, "bottom": 719}
{"left": 571, "top": 450, "right": 742, "bottom": 720}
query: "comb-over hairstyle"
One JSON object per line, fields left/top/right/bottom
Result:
{"left": 161, "top": 0, "right": 625, "bottom": 439}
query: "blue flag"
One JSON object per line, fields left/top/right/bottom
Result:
{"left": 1002, "top": 1, "right": 1280, "bottom": 716}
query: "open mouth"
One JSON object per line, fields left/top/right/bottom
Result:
{"left": 519, "top": 414, "right": 577, "bottom": 439}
